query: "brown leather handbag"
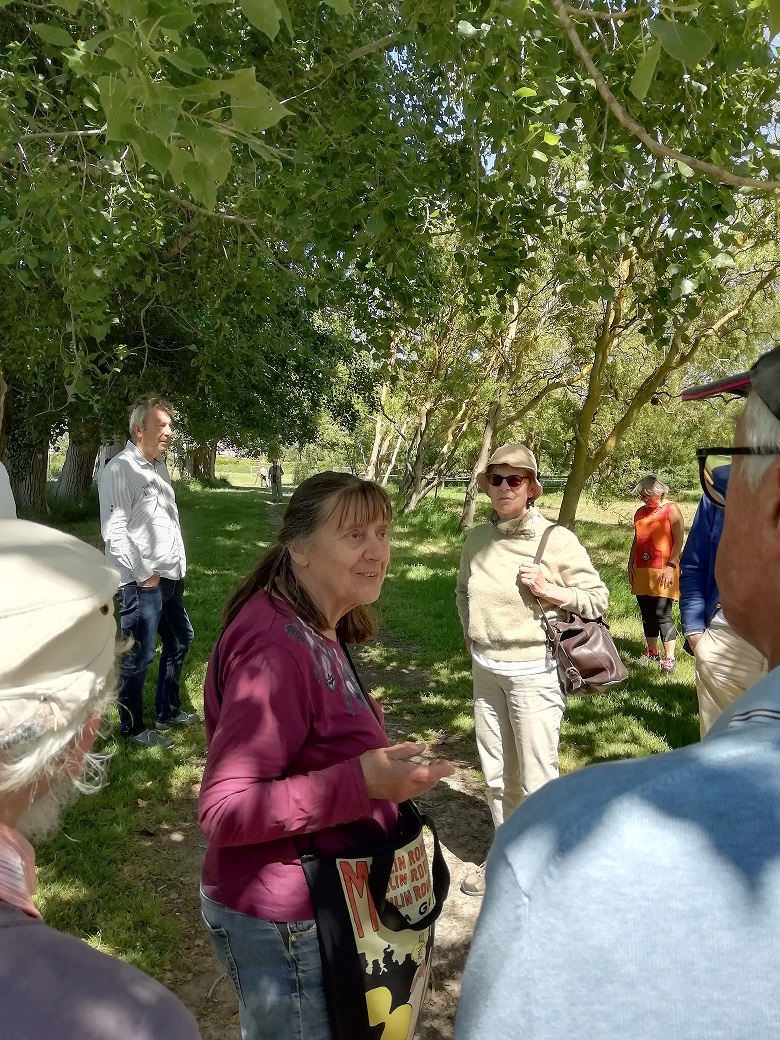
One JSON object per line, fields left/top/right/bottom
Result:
{"left": 531, "top": 526, "right": 628, "bottom": 697}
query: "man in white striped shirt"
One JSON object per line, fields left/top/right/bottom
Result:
{"left": 99, "top": 395, "right": 198, "bottom": 748}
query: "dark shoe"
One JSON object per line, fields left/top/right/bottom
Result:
{"left": 128, "top": 728, "right": 173, "bottom": 749}
{"left": 460, "top": 863, "right": 486, "bottom": 897}
{"left": 156, "top": 710, "right": 200, "bottom": 731}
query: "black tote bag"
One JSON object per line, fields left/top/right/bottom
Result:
{"left": 299, "top": 799, "right": 450, "bottom": 1040}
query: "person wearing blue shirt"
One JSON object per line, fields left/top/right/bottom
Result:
{"left": 680, "top": 464, "right": 766, "bottom": 735}
{"left": 456, "top": 346, "right": 780, "bottom": 1040}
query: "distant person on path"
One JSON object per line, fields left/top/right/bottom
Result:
{"left": 98, "top": 395, "right": 198, "bottom": 749}
{"left": 269, "top": 458, "right": 283, "bottom": 500}
{"left": 0, "top": 519, "right": 200, "bottom": 1039}
{"left": 679, "top": 467, "right": 767, "bottom": 735}
{"left": 455, "top": 443, "right": 609, "bottom": 897}
{"left": 457, "top": 345, "right": 780, "bottom": 1040}
{"left": 198, "top": 472, "right": 453, "bottom": 1040}
{"left": 0, "top": 460, "right": 16, "bottom": 518}
{"left": 257, "top": 465, "right": 268, "bottom": 488}
{"left": 628, "top": 475, "right": 684, "bottom": 673}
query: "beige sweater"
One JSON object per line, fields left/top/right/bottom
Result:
{"left": 456, "top": 509, "right": 609, "bottom": 662}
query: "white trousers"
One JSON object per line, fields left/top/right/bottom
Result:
{"left": 695, "top": 624, "right": 767, "bottom": 737}
{"left": 472, "top": 659, "right": 566, "bottom": 829}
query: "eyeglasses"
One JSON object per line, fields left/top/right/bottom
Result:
{"left": 487, "top": 473, "right": 529, "bottom": 488}
{"left": 697, "top": 447, "right": 780, "bottom": 507}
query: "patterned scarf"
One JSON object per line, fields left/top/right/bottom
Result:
{"left": 0, "top": 823, "right": 41, "bottom": 918}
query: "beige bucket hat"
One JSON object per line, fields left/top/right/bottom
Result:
{"left": 476, "top": 443, "right": 543, "bottom": 500}
{"left": 0, "top": 520, "right": 119, "bottom": 750}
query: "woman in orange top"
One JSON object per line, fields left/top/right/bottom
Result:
{"left": 628, "top": 475, "right": 685, "bottom": 673}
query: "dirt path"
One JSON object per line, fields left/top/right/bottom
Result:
{"left": 167, "top": 497, "right": 491, "bottom": 1038}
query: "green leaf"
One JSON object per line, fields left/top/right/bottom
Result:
{"left": 515, "top": 86, "right": 537, "bottom": 97}
{"left": 185, "top": 124, "right": 227, "bottom": 163}
{"left": 97, "top": 76, "right": 136, "bottom": 141}
{"left": 321, "top": 0, "right": 352, "bottom": 13}
{"left": 32, "top": 23, "right": 75, "bottom": 47}
{"left": 182, "top": 159, "right": 217, "bottom": 210}
{"left": 127, "top": 127, "right": 172, "bottom": 174}
{"left": 241, "top": 0, "right": 283, "bottom": 39}
{"left": 144, "top": 103, "right": 179, "bottom": 140}
{"left": 275, "top": 0, "right": 293, "bottom": 33}
{"left": 630, "top": 42, "right": 661, "bottom": 101}
{"left": 167, "top": 145, "right": 190, "bottom": 185}
{"left": 365, "top": 209, "right": 387, "bottom": 236}
{"left": 226, "top": 68, "right": 287, "bottom": 134}
{"left": 543, "top": 131, "right": 560, "bottom": 146}
{"left": 648, "top": 20, "right": 714, "bottom": 66}
{"left": 0, "top": 248, "right": 17, "bottom": 264}
{"left": 164, "top": 47, "right": 210, "bottom": 73}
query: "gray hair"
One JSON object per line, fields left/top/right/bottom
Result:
{"left": 128, "top": 395, "right": 174, "bottom": 440}
{"left": 742, "top": 391, "right": 780, "bottom": 489}
{"left": 632, "top": 474, "right": 670, "bottom": 498}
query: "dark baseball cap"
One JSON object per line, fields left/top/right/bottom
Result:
{"left": 682, "top": 346, "right": 780, "bottom": 420}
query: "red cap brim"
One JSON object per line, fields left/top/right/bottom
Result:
{"left": 681, "top": 372, "right": 751, "bottom": 401}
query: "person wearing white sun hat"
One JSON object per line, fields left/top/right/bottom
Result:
{"left": 0, "top": 519, "right": 200, "bottom": 1039}
{"left": 455, "top": 443, "right": 609, "bottom": 896}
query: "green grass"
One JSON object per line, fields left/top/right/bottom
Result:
{"left": 33, "top": 481, "right": 699, "bottom": 979}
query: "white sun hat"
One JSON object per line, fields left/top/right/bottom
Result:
{"left": 0, "top": 520, "right": 119, "bottom": 750}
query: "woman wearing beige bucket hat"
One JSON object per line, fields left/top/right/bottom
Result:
{"left": 455, "top": 443, "right": 609, "bottom": 895}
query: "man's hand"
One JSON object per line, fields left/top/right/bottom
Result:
{"left": 360, "top": 743, "right": 454, "bottom": 802}
{"left": 687, "top": 631, "right": 703, "bottom": 651}
{"left": 139, "top": 573, "right": 160, "bottom": 588}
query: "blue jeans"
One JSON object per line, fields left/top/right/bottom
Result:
{"left": 116, "top": 578, "right": 194, "bottom": 735}
{"left": 200, "top": 891, "right": 333, "bottom": 1040}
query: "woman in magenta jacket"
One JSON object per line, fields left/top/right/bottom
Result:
{"left": 198, "top": 472, "right": 452, "bottom": 1040}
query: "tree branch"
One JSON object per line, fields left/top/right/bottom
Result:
{"left": 564, "top": 3, "right": 647, "bottom": 19}
{"left": 548, "top": 0, "right": 780, "bottom": 192}
{"left": 18, "top": 128, "right": 105, "bottom": 141}
{"left": 297, "top": 31, "right": 401, "bottom": 84}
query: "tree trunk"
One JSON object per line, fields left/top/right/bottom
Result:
{"left": 381, "top": 424, "right": 406, "bottom": 486}
{"left": 54, "top": 428, "right": 101, "bottom": 501}
{"left": 192, "top": 441, "right": 217, "bottom": 481}
{"left": 364, "top": 415, "right": 384, "bottom": 481}
{"left": 460, "top": 395, "right": 504, "bottom": 530}
{"left": 0, "top": 372, "right": 8, "bottom": 459}
{"left": 4, "top": 433, "right": 49, "bottom": 514}
{"left": 557, "top": 467, "right": 590, "bottom": 530}
{"left": 557, "top": 311, "right": 614, "bottom": 529}
{"left": 401, "top": 403, "right": 433, "bottom": 512}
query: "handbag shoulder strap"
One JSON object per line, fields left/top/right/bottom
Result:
{"left": 532, "top": 522, "right": 559, "bottom": 566}
{"left": 529, "top": 522, "right": 560, "bottom": 643}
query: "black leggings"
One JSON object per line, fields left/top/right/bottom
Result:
{"left": 636, "top": 595, "right": 678, "bottom": 642}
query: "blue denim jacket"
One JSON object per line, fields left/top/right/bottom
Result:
{"left": 679, "top": 466, "right": 728, "bottom": 635}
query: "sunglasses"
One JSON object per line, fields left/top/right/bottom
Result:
{"left": 697, "top": 447, "right": 780, "bottom": 507}
{"left": 487, "top": 473, "right": 529, "bottom": 488}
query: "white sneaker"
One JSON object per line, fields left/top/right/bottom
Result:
{"left": 460, "top": 863, "right": 486, "bottom": 897}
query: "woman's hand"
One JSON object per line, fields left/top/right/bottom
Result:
{"left": 518, "top": 563, "right": 548, "bottom": 597}
{"left": 360, "top": 743, "right": 454, "bottom": 802}
{"left": 659, "top": 564, "right": 676, "bottom": 590}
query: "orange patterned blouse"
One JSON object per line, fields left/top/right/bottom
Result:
{"left": 631, "top": 501, "right": 680, "bottom": 600}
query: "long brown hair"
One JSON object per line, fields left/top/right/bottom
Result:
{"left": 222, "top": 472, "right": 393, "bottom": 643}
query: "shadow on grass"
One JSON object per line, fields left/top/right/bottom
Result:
{"left": 36, "top": 484, "right": 275, "bottom": 977}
